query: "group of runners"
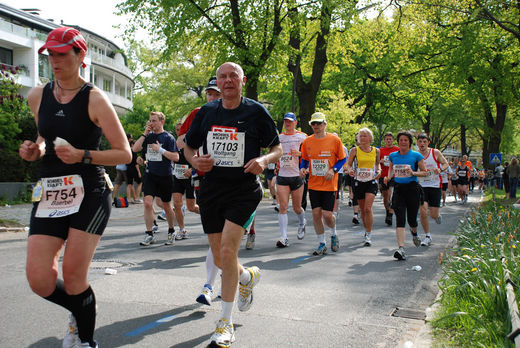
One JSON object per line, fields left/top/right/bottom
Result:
{"left": 18, "top": 27, "right": 475, "bottom": 348}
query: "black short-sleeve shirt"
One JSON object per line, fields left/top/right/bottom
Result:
{"left": 185, "top": 97, "right": 280, "bottom": 181}
{"left": 142, "top": 131, "right": 178, "bottom": 176}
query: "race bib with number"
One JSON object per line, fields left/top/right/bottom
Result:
{"left": 207, "top": 128, "right": 245, "bottom": 167}
{"left": 146, "top": 144, "right": 162, "bottom": 161}
{"left": 279, "top": 154, "right": 297, "bottom": 169}
{"left": 356, "top": 168, "right": 375, "bottom": 182}
{"left": 383, "top": 155, "right": 390, "bottom": 167}
{"left": 394, "top": 164, "right": 412, "bottom": 178}
{"left": 267, "top": 162, "right": 276, "bottom": 170}
{"left": 173, "top": 164, "right": 189, "bottom": 179}
{"left": 35, "top": 174, "right": 85, "bottom": 218}
{"left": 311, "top": 159, "right": 329, "bottom": 176}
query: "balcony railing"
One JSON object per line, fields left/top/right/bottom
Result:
{"left": 0, "top": 17, "right": 47, "bottom": 41}
{"left": 88, "top": 52, "right": 133, "bottom": 77}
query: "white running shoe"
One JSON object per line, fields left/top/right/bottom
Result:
{"left": 164, "top": 232, "right": 175, "bottom": 245}
{"left": 62, "top": 314, "right": 80, "bottom": 348}
{"left": 209, "top": 318, "right": 235, "bottom": 348}
{"left": 73, "top": 341, "right": 98, "bottom": 348}
{"left": 238, "top": 266, "right": 261, "bottom": 312}
{"left": 175, "top": 229, "right": 187, "bottom": 240}
{"left": 297, "top": 222, "right": 306, "bottom": 240}
{"left": 196, "top": 284, "right": 213, "bottom": 306}
{"left": 245, "top": 233, "right": 255, "bottom": 250}
{"left": 421, "top": 236, "right": 432, "bottom": 246}
{"left": 140, "top": 233, "right": 156, "bottom": 246}
{"left": 276, "top": 238, "right": 289, "bottom": 248}
{"left": 363, "top": 234, "right": 372, "bottom": 247}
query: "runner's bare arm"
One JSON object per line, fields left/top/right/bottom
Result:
{"left": 244, "top": 143, "right": 282, "bottom": 175}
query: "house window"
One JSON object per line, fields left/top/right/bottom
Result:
{"left": 38, "top": 54, "right": 53, "bottom": 80}
{"left": 0, "top": 47, "right": 13, "bottom": 65}
{"left": 103, "top": 79, "right": 112, "bottom": 92}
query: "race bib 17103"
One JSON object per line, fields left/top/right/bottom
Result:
{"left": 207, "top": 127, "right": 245, "bottom": 167}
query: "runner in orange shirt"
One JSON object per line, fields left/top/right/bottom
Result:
{"left": 300, "top": 112, "right": 346, "bottom": 255}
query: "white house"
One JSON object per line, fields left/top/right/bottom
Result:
{"left": 0, "top": 3, "right": 134, "bottom": 116}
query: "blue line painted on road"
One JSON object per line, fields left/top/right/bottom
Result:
{"left": 292, "top": 255, "right": 311, "bottom": 263}
{"left": 125, "top": 315, "right": 177, "bottom": 337}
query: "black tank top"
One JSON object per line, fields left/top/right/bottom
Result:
{"left": 38, "top": 81, "right": 105, "bottom": 188}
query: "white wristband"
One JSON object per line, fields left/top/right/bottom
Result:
{"left": 159, "top": 148, "right": 166, "bottom": 155}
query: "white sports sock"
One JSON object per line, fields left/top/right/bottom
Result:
{"left": 221, "top": 301, "right": 234, "bottom": 322}
{"left": 297, "top": 212, "right": 306, "bottom": 226}
{"left": 330, "top": 226, "right": 337, "bottom": 236}
{"left": 278, "top": 213, "right": 288, "bottom": 239}
{"left": 318, "top": 233, "right": 325, "bottom": 244}
{"left": 425, "top": 233, "right": 431, "bottom": 238}
{"left": 239, "top": 267, "right": 251, "bottom": 285}
{"left": 206, "top": 247, "right": 219, "bottom": 287}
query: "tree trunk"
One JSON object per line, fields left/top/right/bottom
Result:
{"left": 287, "top": 0, "right": 332, "bottom": 134}
{"left": 460, "top": 124, "right": 467, "bottom": 156}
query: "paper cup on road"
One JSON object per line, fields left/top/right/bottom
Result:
{"left": 105, "top": 268, "right": 117, "bottom": 275}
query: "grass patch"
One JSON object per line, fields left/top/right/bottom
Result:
{"left": 431, "top": 197, "right": 520, "bottom": 347}
{"left": 0, "top": 218, "right": 24, "bottom": 227}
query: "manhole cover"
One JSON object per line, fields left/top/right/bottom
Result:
{"left": 391, "top": 307, "right": 426, "bottom": 320}
{"left": 89, "top": 259, "right": 135, "bottom": 269}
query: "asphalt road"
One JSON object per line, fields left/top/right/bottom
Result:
{"left": 0, "top": 191, "right": 480, "bottom": 348}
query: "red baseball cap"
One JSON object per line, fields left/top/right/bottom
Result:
{"left": 38, "top": 27, "right": 88, "bottom": 67}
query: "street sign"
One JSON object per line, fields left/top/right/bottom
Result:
{"left": 490, "top": 153, "right": 502, "bottom": 164}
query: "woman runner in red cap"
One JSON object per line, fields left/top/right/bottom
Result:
{"left": 19, "top": 26, "right": 131, "bottom": 348}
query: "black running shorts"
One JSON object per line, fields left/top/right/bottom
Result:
{"left": 309, "top": 189, "right": 336, "bottom": 212}
{"left": 172, "top": 177, "right": 195, "bottom": 199}
{"left": 276, "top": 176, "right": 304, "bottom": 191}
{"left": 379, "top": 177, "right": 395, "bottom": 191}
{"left": 421, "top": 187, "right": 441, "bottom": 208}
{"left": 143, "top": 172, "right": 173, "bottom": 202}
{"left": 198, "top": 178, "right": 262, "bottom": 234}
{"left": 353, "top": 179, "right": 378, "bottom": 201}
{"left": 29, "top": 185, "right": 112, "bottom": 239}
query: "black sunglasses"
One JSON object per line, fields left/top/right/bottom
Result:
{"left": 311, "top": 121, "right": 323, "bottom": 126}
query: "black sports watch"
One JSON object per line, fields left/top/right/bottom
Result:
{"left": 82, "top": 149, "right": 92, "bottom": 164}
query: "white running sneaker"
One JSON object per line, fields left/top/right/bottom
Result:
{"left": 421, "top": 236, "right": 432, "bottom": 246}
{"left": 245, "top": 233, "right": 255, "bottom": 250}
{"left": 164, "top": 232, "right": 175, "bottom": 245}
{"left": 276, "top": 238, "right": 289, "bottom": 248}
{"left": 175, "top": 229, "right": 187, "bottom": 240}
{"left": 363, "top": 234, "right": 372, "bottom": 246}
{"left": 209, "top": 318, "right": 235, "bottom": 347}
{"left": 297, "top": 222, "right": 306, "bottom": 240}
{"left": 140, "top": 233, "right": 156, "bottom": 246}
{"left": 73, "top": 342, "right": 98, "bottom": 348}
{"left": 238, "top": 266, "right": 261, "bottom": 312}
{"left": 62, "top": 314, "right": 80, "bottom": 348}
{"left": 196, "top": 284, "right": 213, "bottom": 306}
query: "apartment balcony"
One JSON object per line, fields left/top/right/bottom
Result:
{"left": 105, "top": 91, "right": 132, "bottom": 112}
{"left": 88, "top": 52, "right": 132, "bottom": 79}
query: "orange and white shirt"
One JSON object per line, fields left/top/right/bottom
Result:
{"left": 301, "top": 133, "right": 346, "bottom": 192}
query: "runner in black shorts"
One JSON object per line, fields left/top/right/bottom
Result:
{"left": 133, "top": 111, "right": 179, "bottom": 246}
{"left": 19, "top": 27, "right": 132, "bottom": 348}
{"left": 379, "top": 132, "right": 399, "bottom": 226}
{"left": 126, "top": 139, "right": 143, "bottom": 203}
{"left": 170, "top": 148, "right": 200, "bottom": 242}
{"left": 184, "top": 62, "right": 282, "bottom": 347}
